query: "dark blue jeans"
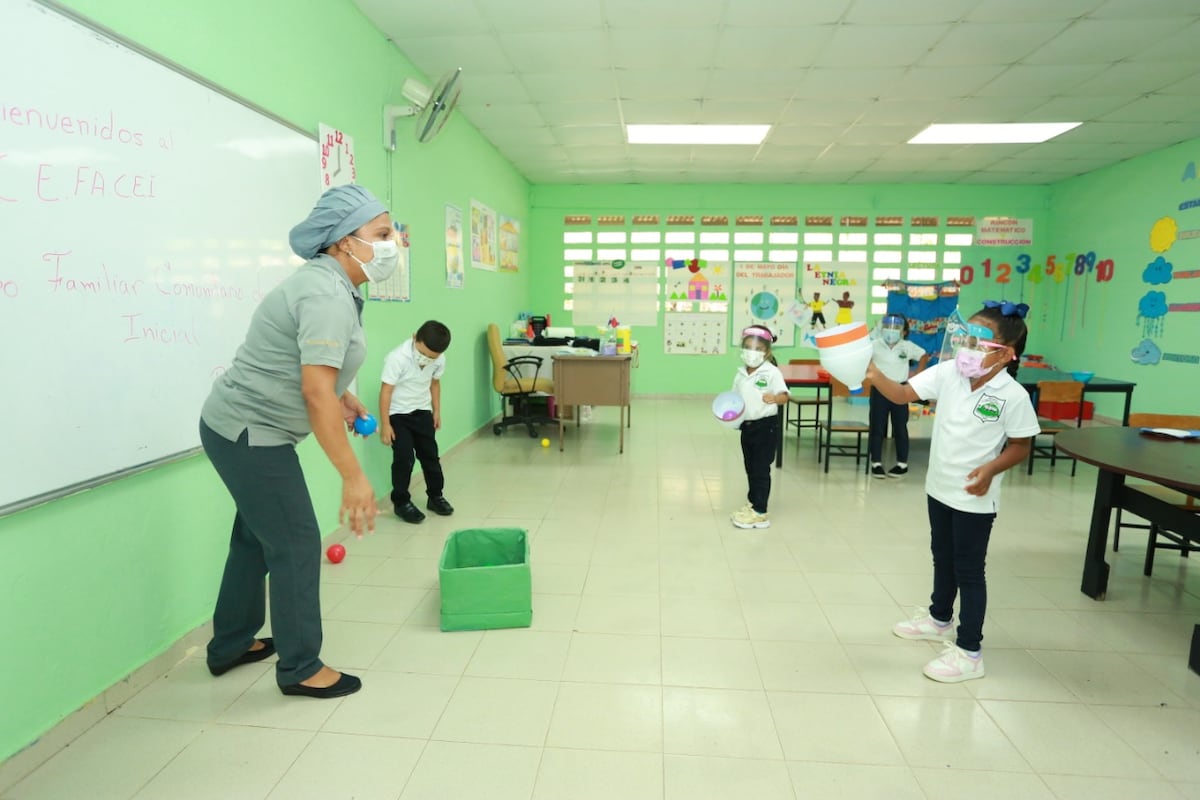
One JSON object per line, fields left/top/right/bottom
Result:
{"left": 927, "top": 495, "right": 995, "bottom": 652}
{"left": 868, "top": 386, "right": 910, "bottom": 463}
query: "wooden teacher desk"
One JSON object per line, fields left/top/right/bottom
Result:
{"left": 552, "top": 354, "right": 632, "bottom": 453}
{"left": 1055, "top": 427, "right": 1200, "bottom": 672}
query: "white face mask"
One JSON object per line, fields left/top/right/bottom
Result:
{"left": 740, "top": 349, "right": 766, "bottom": 368}
{"left": 882, "top": 329, "right": 901, "bottom": 345}
{"left": 414, "top": 350, "right": 434, "bottom": 368}
{"left": 349, "top": 236, "right": 400, "bottom": 283}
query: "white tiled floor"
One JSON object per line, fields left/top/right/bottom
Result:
{"left": 6, "top": 397, "right": 1200, "bottom": 799}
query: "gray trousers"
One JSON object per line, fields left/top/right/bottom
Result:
{"left": 199, "top": 420, "right": 323, "bottom": 686}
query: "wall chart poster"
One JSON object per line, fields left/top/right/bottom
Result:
{"left": 445, "top": 204, "right": 463, "bottom": 289}
{"left": 803, "top": 262, "right": 868, "bottom": 330}
{"left": 470, "top": 199, "right": 497, "bottom": 271}
{"left": 665, "top": 260, "right": 729, "bottom": 312}
{"left": 664, "top": 312, "right": 727, "bottom": 355}
{"left": 499, "top": 215, "right": 520, "bottom": 273}
{"left": 733, "top": 262, "right": 797, "bottom": 347}
{"left": 572, "top": 261, "right": 658, "bottom": 326}
{"left": 369, "top": 221, "right": 411, "bottom": 302}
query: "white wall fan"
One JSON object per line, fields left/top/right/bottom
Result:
{"left": 383, "top": 67, "right": 463, "bottom": 149}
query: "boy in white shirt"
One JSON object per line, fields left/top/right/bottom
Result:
{"left": 869, "top": 315, "right": 929, "bottom": 478}
{"left": 379, "top": 321, "right": 453, "bottom": 524}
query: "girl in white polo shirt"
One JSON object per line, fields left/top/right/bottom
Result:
{"left": 730, "top": 326, "right": 790, "bottom": 530}
{"left": 866, "top": 301, "right": 1040, "bottom": 682}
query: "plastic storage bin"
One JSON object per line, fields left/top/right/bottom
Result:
{"left": 438, "top": 528, "right": 532, "bottom": 632}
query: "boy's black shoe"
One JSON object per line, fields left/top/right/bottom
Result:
{"left": 887, "top": 466, "right": 908, "bottom": 478}
{"left": 871, "top": 465, "right": 886, "bottom": 479}
{"left": 427, "top": 496, "right": 455, "bottom": 516}
{"left": 397, "top": 502, "right": 426, "bottom": 524}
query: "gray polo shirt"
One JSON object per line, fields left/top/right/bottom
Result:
{"left": 202, "top": 254, "right": 366, "bottom": 446}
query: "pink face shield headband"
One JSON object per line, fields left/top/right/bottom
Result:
{"left": 741, "top": 326, "right": 775, "bottom": 345}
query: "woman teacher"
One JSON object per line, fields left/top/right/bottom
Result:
{"left": 199, "top": 185, "right": 397, "bottom": 698}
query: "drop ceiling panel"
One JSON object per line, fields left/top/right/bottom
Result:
{"left": 521, "top": 71, "right": 616, "bottom": 102}
{"left": 552, "top": 126, "right": 627, "bottom": 146}
{"left": 713, "top": 26, "right": 835, "bottom": 69}
{"left": 464, "top": 103, "right": 547, "bottom": 128}
{"left": 696, "top": 100, "right": 787, "bottom": 124}
{"left": 353, "top": 0, "right": 489, "bottom": 38}
{"left": 843, "top": 0, "right": 981, "bottom": 24}
{"left": 483, "top": 126, "right": 558, "bottom": 146}
{"left": 475, "top": 0, "right": 604, "bottom": 33}
{"left": 603, "top": 0, "right": 728, "bottom": 28}
{"left": 1101, "top": 95, "right": 1200, "bottom": 123}
{"left": 1092, "top": 0, "right": 1200, "bottom": 19}
{"left": 974, "top": 65, "right": 1102, "bottom": 97}
{"left": 456, "top": 73, "right": 532, "bottom": 106}
{"left": 619, "top": 100, "right": 704, "bottom": 124}
{"left": 616, "top": 69, "right": 712, "bottom": 101}
{"left": 391, "top": 34, "right": 514, "bottom": 75}
{"left": 887, "top": 66, "right": 1009, "bottom": 100}
{"left": 500, "top": 30, "right": 613, "bottom": 71}
{"left": 1069, "top": 61, "right": 1200, "bottom": 95}
{"left": 723, "top": 0, "right": 852, "bottom": 26}
{"left": 921, "top": 22, "right": 1070, "bottom": 66}
{"left": 1024, "top": 19, "right": 1185, "bottom": 64}
{"left": 821, "top": 24, "right": 951, "bottom": 68}
{"left": 705, "top": 69, "right": 807, "bottom": 100}
{"left": 609, "top": 29, "right": 723, "bottom": 69}
{"left": 536, "top": 102, "right": 622, "bottom": 126}
{"left": 1129, "top": 19, "right": 1200, "bottom": 63}
{"left": 796, "top": 68, "right": 905, "bottom": 100}
{"left": 778, "top": 100, "right": 872, "bottom": 125}
{"left": 966, "top": 0, "right": 1105, "bottom": 22}
{"left": 768, "top": 125, "right": 852, "bottom": 146}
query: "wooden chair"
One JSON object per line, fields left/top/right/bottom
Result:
{"left": 817, "top": 377, "right": 869, "bottom": 474}
{"left": 785, "top": 358, "right": 831, "bottom": 447}
{"left": 1113, "top": 412, "right": 1200, "bottom": 575}
{"left": 1027, "top": 380, "right": 1084, "bottom": 476}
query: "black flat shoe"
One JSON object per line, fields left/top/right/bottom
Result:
{"left": 208, "top": 638, "right": 275, "bottom": 676}
{"left": 427, "top": 496, "right": 454, "bottom": 516}
{"left": 397, "top": 502, "right": 425, "bottom": 524}
{"left": 279, "top": 672, "right": 362, "bottom": 699}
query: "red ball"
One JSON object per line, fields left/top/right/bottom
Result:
{"left": 326, "top": 544, "right": 346, "bottom": 564}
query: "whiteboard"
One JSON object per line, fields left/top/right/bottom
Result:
{"left": 0, "top": 0, "right": 318, "bottom": 514}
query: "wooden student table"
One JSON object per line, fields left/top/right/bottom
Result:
{"left": 1055, "top": 427, "right": 1200, "bottom": 673}
{"left": 552, "top": 354, "right": 632, "bottom": 453}
{"left": 776, "top": 364, "right": 833, "bottom": 468}
{"left": 1018, "top": 370, "right": 1137, "bottom": 425}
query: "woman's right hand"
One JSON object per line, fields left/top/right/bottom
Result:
{"left": 340, "top": 473, "right": 378, "bottom": 538}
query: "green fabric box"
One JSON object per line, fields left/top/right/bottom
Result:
{"left": 438, "top": 528, "right": 532, "bottom": 632}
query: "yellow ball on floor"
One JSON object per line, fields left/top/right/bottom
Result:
{"left": 540, "top": 438, "right": 550, "bottom": 447}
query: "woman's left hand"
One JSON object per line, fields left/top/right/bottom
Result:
{"left": 340, "top": 392, "right": 369, "bottom": 432}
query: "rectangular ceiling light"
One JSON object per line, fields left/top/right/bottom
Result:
{"left": 908, "top": 122, "right": 1081, "bottom": 144}
{"left": 626, "top": 124, "right": 770, "bottom": 145}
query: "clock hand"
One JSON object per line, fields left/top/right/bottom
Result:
{"left": 333, "top": 146, "right": 342, "bottom": 177}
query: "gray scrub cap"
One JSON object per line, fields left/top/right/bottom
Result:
{"left": 289, "top": 185, "right": 388, "bottom": 259}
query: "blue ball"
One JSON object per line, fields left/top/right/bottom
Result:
{"left": 354, "top": 414, "right": 377, "bottom": 436}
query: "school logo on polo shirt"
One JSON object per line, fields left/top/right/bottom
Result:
{"left": 754, "top": 375, "right": 769, "bottom": 390}
{"left": 973, "top": 394, "right": 1006, "bottom": 423}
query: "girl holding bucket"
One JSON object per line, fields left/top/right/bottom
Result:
{"left": 730, "top": 326, "right": 789, "bottom": 530}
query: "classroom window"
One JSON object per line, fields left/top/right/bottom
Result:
{"left": 631, "top": 248, "right": 661, "bottom": 261}
{"left": 804, "top": 232, "right": 834, "bottom": 245}
{"left": 942, "top": 267, "right": 962, "bottom": 281}
{"left": 700, "top": 231, "right": 730, "bottom": 244}
{"left": 909, "top": 233, "right": 938, "bottom": 246}
{"left": 665, "top": 231, "right": 696, "bottom": 244}
{"left": 596, "top": 248, "right": 627, "bottom": 260}
{"left": 769, "top": 249, "right": 798, "bottom": 262}
{"left": 631, "top": 231, "right": 661, "bottom": 243}
{"left": 871, "top": 284, "right": 890, "bottom": 298}
{"left": 839, "top": 232, "right": 868, "bottom": 245}
{"left": 665, "top": 248, "right": 695, "bottom": 260}
{"left": 563, "top": 231, "right": 593, "bottom": 244}
{"left": 768, "top": 231, "right": 799, "bottom": 245}
{"left": 942, "top": 251, "right": 962, "bottom": 264}
{"left": 734, "top": 231, "right": 764, "bottom": 245}
{"left": 564, "top": 282, "right": 574, "bottom": 294}
{"left": 874, "top": 251, "right": 902, "bottom": 263}
{"left": 734, "top": 249, "right": 764, "bottom": 261}
{"left": 872, "top": 267, "right": 902, "bottom": 280}
{"left": 838, "top": 250, "right": 868, "bottom": 262}
{"left": 563, "top": 298, "right": 574, "bottom": 310}
{"left": 564, "top": 248, "right": 593, "bottom": 260}
{"left": 700, "top": 249, "right": 729, "bottom": 261}
{"left": 803, "top": 249, "right": 833, "bottom": 261}
{"left": 908, "top": 250, "right": 938, "bottom": 263}
{"left": 871, "top": 302, "right": 888, "bottom": 315}
{"left": 945, "top": 233, "right": 973, "bottom": 246}
{"left": 874, "top": 233, "right": 902, "bottom": 246}
{"left": 563, "top": 265, "right": 574, "bottom": 278}
{"left": 907, "top": 267, "right": 937, "bottom": 280}
{"left": 596, "top": 231, "right": 627, "bottom": 244}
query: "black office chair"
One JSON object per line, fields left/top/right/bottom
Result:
{"left": 487, "top": 323, "right": 555, "bottom": 438}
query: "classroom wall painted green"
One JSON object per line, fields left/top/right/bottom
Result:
{"left": 1038, "top": 136, "right": 1200, "bottom": 419}
{"left": 530, "top": 183, "right": 1051, "bottom": 394}
{"left": 0, "top": 0, "right": 528, "bottom": 763}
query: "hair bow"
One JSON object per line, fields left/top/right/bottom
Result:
{"left": 983, "top": 299, "right": 1029, "bottom": 319}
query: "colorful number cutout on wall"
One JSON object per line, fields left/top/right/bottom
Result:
{"left": 958, "top": 252, "right": 1114, "bottom": 286}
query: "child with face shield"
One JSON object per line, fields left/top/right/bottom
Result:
{"left": 869, "top": 315, "right": 929, "bottom": 478}
{"left": 866, "top": 302, "right": 1040, "bottom": 683}
{"left": 730, "top": 326, "right": 790, "bottom": 529}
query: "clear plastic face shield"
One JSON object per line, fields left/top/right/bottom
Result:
{"left": 740, "top": 326, "right": 774, "bottom": 369}
{"left": 878, "top": 314, "right": 905, "bottom": 346}
{"left": 940, "top": 309, "right": 1008, "bottom": 378}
